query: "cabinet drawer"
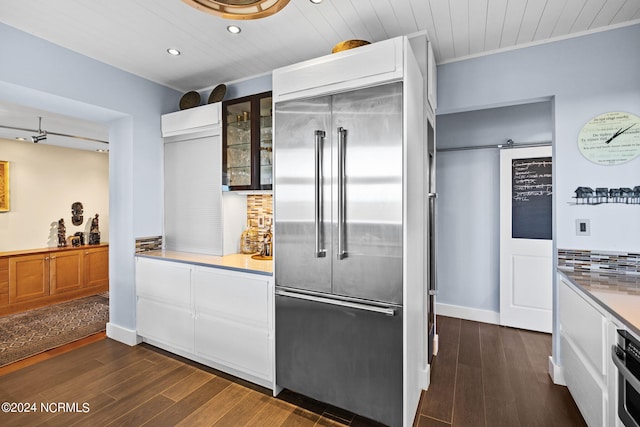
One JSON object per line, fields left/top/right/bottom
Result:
{"left": 273, "top": 37, "right": 402, "bottom": 102}
{"left": 561, "top": 336, "right": 606, "bottom": 427}
{"left": 559, "top": 280, "right": 606, "bottom": 376}
{"left": 194, "top": 267, "right": 270, "bottom": 326}
{"left": 136, "top": 258, "right": 192, "bottom": 307}
{"left": 195, "top": 313, "right": 271, "bottom": 380}
{"left": 137, "top": 297, "right": 194, "bottom": 353}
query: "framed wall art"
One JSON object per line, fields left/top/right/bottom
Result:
{"left": 0, "top": 161, "right": 9, "bottom": 211}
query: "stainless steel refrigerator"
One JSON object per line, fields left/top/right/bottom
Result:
{"left": 274, "top": 82, "right": 404, "bottom": 426}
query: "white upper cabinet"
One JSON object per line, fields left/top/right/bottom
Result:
{"left": 272, "top": 37, "right": 404, "bottom": 102}
{"left": 161, "top": 103, "right": 227, "bottom": 256}
{"left": 161, "top": 102, "right": 221, "bottom": 138}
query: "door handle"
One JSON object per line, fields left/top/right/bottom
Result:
{"left": 337, "top": 127, "right": 347, "bottom": 260}
{"left": 611, "top": 345, "right": 640, "bottom": 394}
{"left": 276, "top": 288, "right": 396, "bottom": 316}
{"left": 314, "top": 130, "right": 326, "bottom": 258}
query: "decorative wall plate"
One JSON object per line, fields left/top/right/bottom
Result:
{"left": 179, "top": 91, "right": 201, "bottom": 110}
{"left": 208, "top": 84, "right": 226, "bottom": 104}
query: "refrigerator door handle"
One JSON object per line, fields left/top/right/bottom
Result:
{"left": 276, "top": 288, "right": 396, "bottom": 316}
{"left": 337, "top": 127, "right": 347, "bottom": 260}
{"left": 315, "top": 130, "right": 326, "bottom": 258}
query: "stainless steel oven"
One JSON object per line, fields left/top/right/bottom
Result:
{"left": 612, "top": 329, "right": 640, "bottom": 427}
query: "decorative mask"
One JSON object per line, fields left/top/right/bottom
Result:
{"left": 71, "top": 201, "right": 84, "bottom": 226}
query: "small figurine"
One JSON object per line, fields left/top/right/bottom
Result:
{"left": 57, "top": 218, "right": 67, "bottom": 247}
{"left": 71, "top": 201, "right": 84, "bottom": 226}
{"left": 261, "top": 225, "right": 272, "bottom": 258}
{"left": 89, "top": 214, "right": 101, "bottom": 245}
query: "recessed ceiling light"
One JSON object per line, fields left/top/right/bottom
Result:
{"left": 310, "top": 0, "right": 323, "bottom": 4}
{"left": 167, "top": 48, "right": 181, "bottom": 56}
{"left": 15, "top": 137, "right": 27, "bottom": 141}
{"left": 227, "top": 25, "right": 241, "bottom": 34}
{"left": 96, "top": 149, "right": 109, "bottom": 153}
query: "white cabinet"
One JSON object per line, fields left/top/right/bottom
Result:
{"left": 272, "top": 37, "right": 403, "bottom": 103}
{"left": 194, "top": 266, "right": 273, "bottom": 382}
{"left": 559, "top": 276, "right": 608, "bottom": 427}
{"left": 161, "top": 102, "right": 220, "bottom": 138}
{"left": 137, "top": 298, "right": 194, "bottom": 352}
{"left": 136, "top": 257, "right": 194, "bottom": 352}
{"left": 135, "top": 256, "right": 274, "bottom": 389}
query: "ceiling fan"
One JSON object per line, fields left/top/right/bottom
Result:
{"left": 0, "top": 116, "right": 108, "bottom": 145}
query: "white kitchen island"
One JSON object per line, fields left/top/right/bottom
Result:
{"left": 135, "top": 251, "right": 275, "bottom": 391}
{"left": 558, "top": 269, "right": 640, "bottom": 427}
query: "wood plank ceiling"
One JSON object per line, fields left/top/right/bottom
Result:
{"left": 1, "top": 0, "right": 638, "bottom": 92}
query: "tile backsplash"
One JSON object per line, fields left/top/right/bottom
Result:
{"left": 247, "top": 194, "right": 273, "bottom": 227}
{"left": 558, "top": 249, "right": 640, "bottom": 275}
{"left": 135, "top": 236, "right": 162, "bottom": 253}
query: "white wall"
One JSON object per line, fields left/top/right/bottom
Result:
{"left": 437, "top": 24, "right": 640, "bottom": 253}
{"left": 0, "top": 138, "right": 109, "bottom": 251}
{"left": 436, "top": 23, "right": 640, "bottom": 366}
{"left": 0, "top": 22, "right": 180, "bottom": 341}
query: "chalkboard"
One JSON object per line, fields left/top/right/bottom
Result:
{"left": 512, "top": 157, "right": 552, "bottom": 240}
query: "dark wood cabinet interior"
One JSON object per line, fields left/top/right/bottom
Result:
{"left": 222, "top": 91, "right": 272, "bottom": 191}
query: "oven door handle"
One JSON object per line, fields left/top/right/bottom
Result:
{"left": 612, "top": 345, "right": 640, "bottom": 394}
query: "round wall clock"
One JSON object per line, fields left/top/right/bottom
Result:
{"left": 578, "top": 111, "right": 640, "bottom": 165}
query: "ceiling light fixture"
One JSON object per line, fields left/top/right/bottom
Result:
{"left": 183, "top": 0, "right": 291, "bottom": 20}
{"left": 31, "top": 117, "right": 47, "bottom": 143}
{"left": 0, "top": 116, "right": 108, "bottom": 145}
{"left": 167, "top": 48, "right": 181, "bottom": 56}
{"left": 309, "top": 0, "right": 323, "bottom": 4}
{"left": 227, "top": 25, "right": 241, "bottom": 34}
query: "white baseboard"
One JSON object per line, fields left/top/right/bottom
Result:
{"left": 419, "top": 365, "right": 431, "bottom": 390}
{"left": 436, "top": 302, "right": 500, "bottom": 325}
{"left": 548, "top": 356, "right": 566, "bottom": 385}
{"left": 433, "top": 333, "right": 439, "bottom": 356}
{"left": 106, "top": 322, "right": 142, "bottom": 346}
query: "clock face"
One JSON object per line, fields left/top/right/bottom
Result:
{"left": 578, "top": 111, "right": 640, "bottom": 165}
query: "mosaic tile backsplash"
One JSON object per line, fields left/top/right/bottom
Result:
{"left": 247, "top": 194, "right": 273, "bottom": 227}
{"left": 135, "top": 236, "right": 162, "bottom": 253}
{"left": 558, "top": 249, "right": 640, "bottom": 275}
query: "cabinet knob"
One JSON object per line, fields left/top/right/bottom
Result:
{"left": 85, "top": 251, "right": 89, "bottom": 255}
{"left": 45, "top": 257, "right": 50, "bottom": 260}
{"left": 50, "top": 256, "right": 56, "bottom": 259}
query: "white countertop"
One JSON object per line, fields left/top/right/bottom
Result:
{"left": 137, "top": 250, "right": 273, "bottom": 276}
{"left": 559, "top": 269, "right": 640, "bottom": 337}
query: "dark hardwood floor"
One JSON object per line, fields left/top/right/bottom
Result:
{"left": 417, "top": 316, "right": 587, "bottom": 427}
{"left": 0, "top": 316, "right": 586, "bottom": 427}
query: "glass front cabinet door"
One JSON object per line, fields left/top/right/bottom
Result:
{"left": 222, "top": 91, "right": 272, "bottom": 190}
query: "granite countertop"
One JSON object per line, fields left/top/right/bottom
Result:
{"left": 559, "top": 268, "right": 640, "bottom": 337}
{"left": 137, "top": 250, "right": 273, "bottom": 276}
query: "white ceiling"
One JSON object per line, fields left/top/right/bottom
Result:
{"left": 0, "top": 0, "right": 639, "bottom": 150}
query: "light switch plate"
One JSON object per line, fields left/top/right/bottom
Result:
{"left": 576, "top": 219, "right": 590, "bottom": 236}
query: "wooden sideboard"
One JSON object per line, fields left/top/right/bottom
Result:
{"left": 0, "top": 244, "right": 108, "bottom": 316}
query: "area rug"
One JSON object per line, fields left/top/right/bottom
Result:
{"left": 0, "top": 294, "right": 109, "bottom": 367}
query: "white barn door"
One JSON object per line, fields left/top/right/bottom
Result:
{"left": 499, "top": 146, "right": 552, "bottom": 333}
